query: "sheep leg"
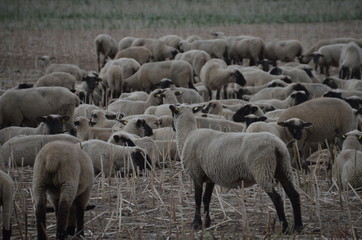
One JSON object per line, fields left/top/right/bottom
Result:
{"left": 56, "top": 200, "right": 71, "bottom": 240}
{"left": 266, "top": 189, "right": 289, "bottom": 233}
{"left": 208, "top": 88, "right": 213, "bottom": 100}
{"left": 35, "top": 192, "right": 48, "bottom": 240}
{"left": 202, "top": 182, "right": 215, "bottom": 228}
{"left": 222, "top": 85, "right": 228, "bottom": 99}
{"left": 66, "top": 204, "right": 76, "bottom": 236}
{"left": 216, "top": 89, "right": 221, "bottom": 100}
{"left": 276, "top": 170, "right": 303, "bottom": 232}
{"left": 191, "top": 181, "right": 203, "bottom": 230}
{"left": 2, "top": 226, "right": 11, "bottom": 240}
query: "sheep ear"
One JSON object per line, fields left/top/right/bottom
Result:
{"left": 61, "top": 116, "right": 70, "bottom": 123}
{"left": 174, "top": 91, "right": 183, "bottom": 96}
{"left": 106, "top": 113, "right": 117, "bottom": 120}
{"left": 250, "top": 106, "right": 259, "bottom": 113}
{"left": 277, "top": 121, "right": 288, "bottom": 127}
{"left": 192, "top": 106, "right": 204, "bottom": 113}
{"left": 136, "top": 119, "right": 143, "bottom": 127}
{"left": 36, "top": 116, "right": 46, "bottom": 123}
{"left": 169, "top": 105, "right": 180, "bottom": 114}
{"left": 113, "top": 135, "right": 120, "bottom": 142}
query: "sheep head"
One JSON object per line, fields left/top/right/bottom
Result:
{"left": 277, "top": 118, "right": 313, "bottom": 140}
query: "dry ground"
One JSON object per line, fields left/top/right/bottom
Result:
{"left": 1, "top": 21, "right": 362, "bottom": 239}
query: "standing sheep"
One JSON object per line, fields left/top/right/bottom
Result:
{"left": 264, "top": 40, "right": 303, "bottom": 63}
{"left": 33, "top": 141, "right": 94, "bottom": 240}
{"left": 45, "top": 63, "right": 87, "bottom": 82}
{"left": 169, "top": 105, "right": 303, "bottom": 233}
{"left": 94, "top": 33, "right": 118, "bottom": 71}
{"left": 115, "top": 46, "right": 153, "bottom": 65}
{"left": 131, "top": 38, "right": 178, "bottom": 61}
{"left": 309, "top": 43, "right": 345, "bottom": 76}
{"left": 74, "top": 117, "right": 114, "bottom": 141}
{"left": 339, "top": 41, "right": 362, "bottom": 79}
{"left": 229, "top": 36, "right": 265, "bottom": 66}
{"left": 174, "top": 49, "right": 211, "bottom": 79}
{"left": 0, "top": 170, "right": 14, "bottom": 240}
{"left": 118, "top": 36, "right": 137, "bottom": 51}
{"left": 159, "top": 34, "right": 183, "bottom": 50}
{"left": 34, "top": 72, "right": 76, "bottom": 92}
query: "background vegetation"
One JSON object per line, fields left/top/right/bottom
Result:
{"left": 1, "top": 0, "right": 362, "bottom": 30}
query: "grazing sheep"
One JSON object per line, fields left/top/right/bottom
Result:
{"left": 34, "top": 72, "right": 76, "bottom": 92}
{"left": 45, "top": 63, "right": 87, "bottom": 82}
{"left": 0, "top": 134, "right": 81, "bottom": 167}
{"left": 33, "top": 141, "right": 94, "bottom": 240}
{"left": 169, "top": 105, "right": 303, "bottom": 233}
{"left": 332, "top": 130, "right": 362, "bottom": 190}
{"left": 323, "top": 76, "right": 362, "bottom": 91}
{"left": 115, "top": 46, "right": 153, "bottom": 65}
{"left": 229, "top": 36, "right": 265, "bottom": 66}
{"left": 0, "top": 170, "right": 14, "bottom": 240}
{"left": 74, "top": 116, "right": 114, "bottom": 141}
{"left": 0, "top": 87, "right": 80, "bottom": 135}
{"left": 159, "top": 34, "right": 183, "bottom": 50}
{"left": 179, "top": 39, "right": 230, "bottom": 64}
{"left": 339, "top": 41, "right": 362, "bottom": 79}
{"left": 200, "top": 59, "right": 246, "bottom": 100}
{"left": 119, "top": 91, "right": 149, "bottom": 101}
{"left": 118, "top": 36, "right": 137, "bottom": 50}
{"left": 174, "top": 49, "right": 211, "bottom": 79}
{"left": 131, "top": 38, "right": 178, "bottom": 61}
{"left": 185, "top": 35, "right": 202, "bottom": 43}
{"left": 108, "top": 89, "right": 164, "bottom": 116}
{"left": 0, "top": 114, "right": 70, "bottom": 144}
{"left": 309, "top": 43, "right": 345, "bottom": 76}
{"left": 94, "top": 33, "right": 118, "bottom": 71}
{"left": 123, "top": 60, "right": 196, "bottom": 91}
{"left": 81, "top": 139, "right": 152, "bottom": 176}
{"left": 264, "top": 40, "right": 303, "bottom": 62}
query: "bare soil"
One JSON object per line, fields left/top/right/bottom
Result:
{"left": 1, "top": 21, "right": 362, "bottom": 239}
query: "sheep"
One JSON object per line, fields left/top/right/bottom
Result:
{"left": 309, "top": 43, "right": 345, "bottom": 76}
{"left": 81, "top": 139, "right": 152, "bottom": 176}
{"left": 278, "top": 97, "right": 355, "bottom": 168}
{"left": 118, "top": 36, "right": 137, "bottom": 50}
{"left": 0, "top": 170, "right": 14, "bottom": 240}
{"left": 179, "top": 39, "right": 230, "bottom": 64}
{"left": 0, "top": 114, "right": 70, "bottom": 144}
{"left": 73, "top": 104, "right": 101, "bottom": 119}
{"left": 74, "top": 116, "right": 114, "bottom": 141}
{"left": 119, "top": 91, "right": 149, "bottom": 101}
{"left": 34, "top": 72, "right": 76, "bottom": 92}
{"left": 116, "top": 118, "right": 154, "bottom": 137}
{"left": 332, "top": 130, "right": 362, "bottom": 191}
{"left": 169, "top": 104, "right": 303, "bottom": 233}
{"left": 131, "top": 38, "right": 178, "bottom": 61}
{"left": 200, "top": 58, "right": 246, "bottom": 100}
{"left": 201, "top": 100, "right": 235, "bottom": 120}
{"left": 236, "top": 79, "right": 289, "bottom": 97}
{"left": 33, "top": 140, "right": 94, "bottom": 240}
{"left": 264, "top": 40, "right": 303, "bottom": 63}
{"left": 185, "top": 35, "right": 202, "bottom": 43}
{"left": 115, "top": 46, "right": 153, "bottom": 65}
{"left": 229, "top": 36, "right": 265, "bottom": 66}
{"left": 107, "top": 89, "right": 164, "bottom": 116}
{"left": 45, "top": 63, "right": 87, "bottom": 82}
{"left": 123, "top": 60, "right": 196, "bottom": 92}
{"left": 232, "top": 104, "right": 266, "bottom": 123}
{"left": 323, "top": 76, "right": 362, "bottom": 91}
{"left": 37, "top": 55, "right": 55, "bottom": 71}
{"left": 0, "top": 134, "right": 81, "bottom": 168}
{"left": 151, "top": 127, "right": 176, "bottom": 141}
{"left": 339, "top": 41, "right": 362, "bottom": 79}
{"left": 269, "top": 67, "right": 313, "bottom": 83}
{"left": 144, "top": 89, "right": 181, "bottom": 116}
{"left": 94, "top": 33, "right": 118, "bottom": 71}
{"left": 159, "top": 34, "right": 183, "bottom": 50}
{"left": 120, "top": 114, "right": 171, "bottom": 129}
{"left": 0, "top": 87, "right": 80, "bottom": 135}
{"left": 252, "top": 90, "right": 309, "bottom": 110}
{"left": 77, "top": 72, "right": 103, "bottom": 104}
{"left": 247, "top": 83, "right": 309, "bottom": 102}
{"left": 299, "top": 38, "right": 362, "bottom": 64}
{"left": 174, "top": 49, "right": 211, "bottom": 79}
{"left": 196, "top": 115, "right": 245, "bottom": 132}
{"left": 89, "top": 109, "right": 118, "bottom": 128}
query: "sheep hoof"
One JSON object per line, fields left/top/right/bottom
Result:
{"left": 190, "top": 220, "right": 202, "bottom": 230}
{"left": 293, "top": 224, "right": 303, "bottom": 233}
{"left": 2, "top": 227, "right": 11, "bottom": 240}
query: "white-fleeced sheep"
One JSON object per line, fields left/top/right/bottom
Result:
{"left": 123, "top": 60, "right": 195, "bottom": 91}
{"left": 174, "top": 49, "right": 211, "bottom": 79}
{"left": 196, "top": 115, "right": 245, "bottom": 132}
{"left": 0, "top": 87, "right": 80, "bottom": 135}
{"left": 33, "top": 140, "right": 94, "bottom": 240}
{"left": 252, "top": 90, "right": 309, "bottom": 110}
{"left": 119, "top": 91, "right": 149, "bottom": 101}
{"left": 0, "top": 170, "right": 14, "bottom": 240}
{"left": 131, "top": 38, "right": 178, "bottom": 61}
{"left": 332, "top": 130, "right": 362, "bottom": 190}
{"left": 89, "top": 109, "right": 118, "bottom": 128}
{"left": 73, "top": 104, "right": 101, "bottom": 119}
{"left": 264, "top": 40, "right": 303, "bottom": 62}
{"left": 76, "top": 72, "right": 103, "bottom": 104}
{"left": 247, "top": 83, "right": 309, "bottom": 102}
{"left": 81, "top": 139, "right": 151, "bottom": 176}
{"left": 169, "top": 104, "right": 303, "bottom": 233}
{"left": 115, "top": 46, "right": 153, "bottom": 65}
{"left": 34, "top": 72, "right": 76, "bottom": 92}
{"left": 116, "top": 118, "right": 154, "bottom": 137}
{"left": 309, "top": 43, "right": 345, "bottom": 76}
{"left": 45, "top": 63, "right": 87, "bottom": 82}
{"left": 0, "top": 114, "right": 70, "bottom": 144}
{"left": 118, "top": 36, "right": 137, "bottom": 50}
{"left": 74, "top": 116, "right": 114, "bottom": 141}
{"left": 339, "top": 41, "right": 362, "bottom": 79}
{"left": 0, "top": 134, "right": 81, "bottom": 167}
{"left": 323, "top": 76, "right": 362, "bottom": 91}
{"left": 229, "top": 36, "right": 265, "bottom": 66}
{"left": 201, "top": 100, "right": 235, "bottom": 120}
{"left": 94, "top": 33, "right": 118, "bottom": 71}
{"left": 200, "top": 58, "right": 246, "bottom": 99}
{"left": 269, "top": 66, "right": 313, "bottom": 83}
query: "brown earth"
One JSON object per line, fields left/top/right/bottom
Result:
{"left": 1, "top": 21, "right": 362, "bottom": 239}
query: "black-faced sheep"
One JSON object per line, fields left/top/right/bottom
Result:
{"left": 89, "top": 109, "right": 118, "bottom": 128}
{"left": 169, "top": 105, "right": 303, "bottom": 233}
{"left": 33, "top": 141, "right": 94, "bottom": 240}
{"left": 264, "top": 40, "right": 303, "bottom": 63}
{"left": 323, "top": 76, "right": 362, "bottom": 91}
{"left": 94, "top": 33, "right": 119, "bottom": 71}
{"left": 174, "top": 49, "right": 211, "bottom": 80}
{"left": 74, "top": 116, "right": 114, "bottom": 141}
{"left": 332, "top": 130, "right": 362, "bottom": 191}
{"left": 131, "top": 38, "right": 178, "bottom": 61}
{"left": 339, "top": 41, "right": 362, "bottom": 79}
{"left": 34, "top": 72, "right": 76, "bottom": 92}
{"left": 309, "top": 43, "right": 345, "bottom": 76}
{"left": 0, "top": 170, "right": 14, "bottom": 240}
{"left": 0, "top": 87, "right": 80, "bottom": 135}
{"left": 115, "top": 46, "right": 153, "bottom": 65}
{"left": 77, "top": 72, "right": 103, "bottom": 104}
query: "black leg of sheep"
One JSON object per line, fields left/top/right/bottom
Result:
{"left": 191, "top": 181, "right": 215, "bottom": 230}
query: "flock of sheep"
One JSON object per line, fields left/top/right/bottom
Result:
{"left": 0, "top": 31, "right": 362, "bottom": 239}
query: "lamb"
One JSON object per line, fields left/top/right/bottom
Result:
{"left": 309, "top": 43, "right": 345, "bottom": 76}
{"left": 0, "top": 134, "right": 81, "bottom": 167}
{"left": 278, "top": 97, "right": 355, "bottom": 168}
{"left": 123, "top": 60, "right": 196, "bottom": 91}
{"left": 74, "top": 117, "right": 114, "bottom": 141}
{"left": 45, "top": 63, "right": 87, "bottom": 82}
{"left": 264, "top": 40, "right": 303, "bottom": 62}
{"left": 332, "top": 130, "right": 362, "bottom": 191}
{"left": 34, "top": 72, "right": 76, "bottom": 92}
{"left": 229, "top": 36, "right": 265, "bottom": 66}
{"left": 339, "top": 41, "right": 362, "bottom": 79}
{"left": 115, "top": 46, "right": 153, "bottom": 65}
{"left": 131, "top": 38, "right": 178, "bottom": 61}
{"left": 107, "top": 89, "right": 164, "bottom": 116}
{"left": 94, "top": 33, "right": 119, "bottom": 71}
{"left": 169, "top": 105, "right": 303, "bottom": 233}
{"left": 118, "top": 36, "right": 137, "bottom": 50}
{"left": 0, "top": 170, "right": 14, "bottom": 240}
{"left": 0, "top": 86, "right": 80, "bottom": 135}
{"left": 33, "top": 141, "right": 94, "bottom": 240}
{"left": 174, "top": 49, "right": 211, "bottom": 79}
{"left": 179, "top": 39, "right": 230, "bottom": 64}
{"left": 81, "top": 139, "right": 152, "bottom": 176}
{"left": 323, "top": 76, "right": 362, "bottom": 91}
{"left": 0, "top": 114, "right": 70, "bottom": 144}
{"left": 200, "top": 58, "right": 246, "bottom": 100}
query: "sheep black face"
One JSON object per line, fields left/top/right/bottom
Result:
{"left": 131, "top": 149, "right": 152, "bottom": 172}
{"left": 322, "top": 78, "right": 338, "bottom": 89}
{"left": 82, "top": 74, "right": 102, "bottom": 93}
{"left": 113, "top": 135, "right": 136, "bottom": 147}
{"left": 136, "top": 119, "right": 153, "bottom": 137}
{"left": 291, "top": 91, "right": 309, "bottom": 106}
{"left": 323, "top": 91, "right": 343, "bottom": 99}
{"left": 278, "top": 118, "right": 313, "bottom": 140}
{"left": 345, "top": 96, "right": 362, "bottom": 110}
{"left": 244, "top": 115, "right": 267, "bottom": 128}
{"left": 269, "top": 67, "right": 283, "bottom": 75}
{"left": 232, "top": 104, "right": 259, "bottom": 122}
{"left": 169, "top": 105, "right": 203, "bottom": 131}
{"left": 36, "top": 115, "right": 70, "bottom": 134}
{"left": 159, "top": 78, "right": 174, "bottom": 89}
{"left": 234, "top": 71, "right": 246, "bottom": 87}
